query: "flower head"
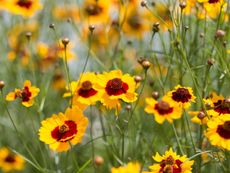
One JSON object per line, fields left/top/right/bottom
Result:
{"left": 64, "top": 72, "right": 102, "bottom": 106}
{"left": 6, "top": 80, "right": 40, "bottom": 107}
{"left": 39, "top": 106, "right": 88, "bottom": 152}
{"left": 111, "top": 162, "right": 141, "bottom": 173}
{"left": 145, "top": 96, "right": 182, "bottom": 124}
{"left": 166, "top": 85, "right": 196, "bottom": 109}
{"left": 6, "top": 0, "right": 42, "bottom": 17}
{"left": 95, "top": 70, "right": 138, "bottom": 110}
{"left": 0, "top": 147, "right": 25, "bottom": 172}
{"left": 143, "top": 148, "right": 194, "bottom": 173}
{"left": 206, "top": 114, "right": 230, "bottom": 150}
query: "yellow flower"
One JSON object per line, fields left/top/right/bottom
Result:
{"left": 143, "top": 148, "right": 194, "bottom": 173}
{"left": 95, "top": 70, "right": 138, "bottom": 110}
{"left": 166, "top": 85, "right": 196, "bottom": 109}
{"left": 203, "top": 92, "right": 230, "bottom": 117}
{"left": 39, "top": 106, "right": 88, "bottom": 152}
{"left": 198, "top": 0, "right": 225, "bottom": 19}
{"left": 6, "top": 80, "right": 40, "bottom": 107}
{"left": 0, "top": 148, "right": 24, "bottom": 172}
{"left": 121, "top": 3, "right": 152, "bottom": 38}
{"left": 206, "top": 114, "right": 230, "bottom": 150}
{"left": 183, "top": 0, "right": 197, "bottom": 15}
{"left": 111, "top": 162, "right": 141, "bottom": 173}
{"left": 64, "top": 72, "right": 102, "bottom": 106}
{"left": 53, "top": 5, "right": 80, "bottom": 22}
{"left": 151, "top": 3, "right": 173, "bottom": 32}
{"left": 82, "top": 0, "right": 111, "bottom": 24}
{"left": 7, "top": 22, "right": 38, "bottom": 66}
{"left": 145, "top": 96, "right": 182, "bottom": 124}
{"left": 36, "top": 41, "right": 75, "bottom": 70}
{"left": 6, "top": 0, "right": 42, "bottom": 17}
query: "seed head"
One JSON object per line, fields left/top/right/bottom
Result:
{"left": 134, "top": 75, "right": 142, "bottom": 83}
{"left": 0, "top": 81, "right": 5, "bottom": 90}
{"left": 152, "top": 91, "right": 159, "bottom": 99}
{"left": 62, "top": 38, "right": 70, "bottom": 47}
{"left": 142, "top": 60, "right": 151, "bottom": 70}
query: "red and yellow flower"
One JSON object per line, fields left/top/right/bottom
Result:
{"left": 64, "top": 72, "right": 102, "bottom": 106}
{"left": 206, "top": 114, "right": 230, "bottom": 150}
{"left": 39, "top": 106, "right": 88, "bottom": 152}
{"left": 166, "top": 85, "right": 196, "bottom": 109}
{"left": 5, "top": 0, "right": 42, "bottom": 17}
{"left": 143, "top": 148, "right": 194, "bottom": 173}
{"left": 6, "top": 80, "right": 40, "bottom": 107}
{"left": 145, "top": 96, "right": 182, "bottom": 124}
{"left": 111, "top": 162, "right": 141, "bottom": 173}
{"left": 0, "top": 147, "right": 25, "bottom": 172}
{"left": 95, "top": 70, "right": 138, "bottom": 110}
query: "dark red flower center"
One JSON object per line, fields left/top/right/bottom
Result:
{"left": 51, "top": 120, "right": 77, "bottom": 142}
{"left": 217, "top": 121, "right": 230, "bottom": 139}
{"left": 85, "top": 4, "right": 103, "bottom": 16}
{"left": 155, "top": 101, "right": 173, "bottom": 115}
{"left": 15, "top": 86, "right": 32, "bottom": 102}
{"left": 78, "top": 81, "right": 98, "bottom": 98}
{"left": 128, "top": 15, "right": 142, "bottom": 29}
{"left": 213, "top": 100, "right": 230, "bottom": 114}
{"left": 4, "top": 155, "right": 16, "bottom": 163}
{"left": 208, "top": 0, "right": 219, "bottom": 3}
{"left": 172, "top": 88, "right": 192, "bottom": 103}
{"left": 160, "top": 156, "right": 182, "bottom": 173}
{"left": 105, "top": 78, "right": 129, "bottom": 96}
{"left": 17, "top": 0, "right": 32, "bottom": 9}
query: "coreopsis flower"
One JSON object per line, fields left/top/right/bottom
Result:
{"left": 203, "top": 92, "right": 230, "bottom": 117}
{"left": 0, "top": 148, "right": 24, "bottom": 172}
{"left": 7, "top": 22, "right": 38, "bottom": 66}
{"left": 206, "top": 115, "right": 230, "bottom": 150}
{"left": 6, "top": 80, "right": 40, "bottom": 107}
{"left": 111, "top": 162, "right": 141, "bottom": 173}
{"left": 166, "top": 85, "right": 196, "bottom": 109}
{"left": 64, "top": 72, "right": 102, "bottom": 106}
{"left": 183, "top": 0, "right": 196, "bottom": 15}
{"left": 151, "top": 3, "right": 173, "bottom": 32}
{"left": 39, "top": 106, "right": 88, "bottom": 152}
{"left": 5, "top": 0, "right": 42, "bottom": 17}
{"left": 143, "top": 148, "right": 194, "bottom": 173}
{"left": 197, "top": 0, "right": 226, "bottom": 19}
{"left": 36, "top": 41, "right": 75, "bottom": 70}
{"left": 82, "top": 0, "right": 111, "bottom": 24}
{"left": 121, "top": 3, "right": 152, "bottom": 38}
{"left": 145, "top": 96, "right": 182, "bottom": 124}
{"left": 53, "top": 5, "right": 80, "bottom": 21}
{"left": 95, "top": 70, "right": 138, "bottom": 110}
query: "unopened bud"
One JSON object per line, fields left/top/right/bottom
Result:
{"left": 94, "top": 156, "right": 104, "bottom": 166}
{"left": 25, "top": 32, "right": 32, "bottom": 39}
{"left": 142, "top": 60, "right": 151, "bottom": 70}
{"left": 49, "top": 23, "right": 55, "bottom": 29}
{"left": 62, "top": 38, "right": 70, "bottom": 47}
{"left": 125, "top": 104, "right": 132, "bottom": 110}
{"left": 215, "top": 29, "right": 225, "bottom": 38}
{"left": 207, "top": 58, "right": 215, "bottom": 66}
{"left": 152, "top": 91, "right": 159, "bottom": 99}
{"left": 134, "top": 75, "right": 142, "bottom": 83}
{"left": 89, "top": 25, "right": 95, "bottom": 32}
{"left": 153, "top": 22, "right": 160, "bottom": 32}
{"left": 141, "top": 0, "right": 147, "bottom": 7}
{"left": 179, "top": 1, "right": 186, "bottom": 10}
{"left": 0, "top": 81, "right": 5, "bottom": 90}
{"left": 198, "top": 111, "right": 205, "bottom": 120}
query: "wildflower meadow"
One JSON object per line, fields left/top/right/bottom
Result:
{"left": 0, "top": 0, "right": 230, "bottom": 172}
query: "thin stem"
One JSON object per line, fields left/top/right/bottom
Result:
{"left": 172, "top": 122, "right": 184, "bottom": 155}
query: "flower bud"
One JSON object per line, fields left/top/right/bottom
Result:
{"left": 134, "top": 75, "right": 142, "bottom": 83}
{"left": 0, "top": 80, "right": 5, "bottom": 90}
{"left": 142, "top": 60, "right": 151, "bottom": 70}
{"left": 94, "top": 156, "right": 104, "bottom": 166}
{"left": 152, "top": 91, "right": 159, "bottom": 99}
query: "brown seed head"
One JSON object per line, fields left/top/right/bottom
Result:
{"left": 198, "top": 111, "right": 205, "bottom": 120}
{"left": 179, "top": 1, "right": 186, "bottom": 10}
{"left": 49, "top": 23, "right": 55, "bottom": 29}
{"left": 89, "top": 25, "right": 95, "bottom": 32}
{"left": 141, "top": 0, "right": 147, "bottom": 7}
